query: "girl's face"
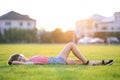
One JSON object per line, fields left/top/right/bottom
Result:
{"left": 17, "top": 54, "right": 26, "bottom": 62}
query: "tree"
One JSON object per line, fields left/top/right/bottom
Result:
{"left": 63, "top": 30, "right": 74, "bottom": 43}
{"left": 40, "top": 31, "right": 52, "bottom": 43}
{"left": 4, "top": 28, "right": 37, "bottom": 43}
{"left": 51, "top": 28, "right": 64, "bottom": 43}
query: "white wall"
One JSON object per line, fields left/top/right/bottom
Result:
{"left": 0, "top": 20, "right": 35, "bottom": 29}
{"left": 0, "top": 20, "right": 35, "bottom": 34}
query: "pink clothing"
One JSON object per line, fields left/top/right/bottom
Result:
{"left": 29, "top": 56, "right": 49, "bottom": 64}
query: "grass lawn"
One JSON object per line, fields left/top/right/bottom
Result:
{"left": 0, "top": 44, "right": 120, "bottom": 80}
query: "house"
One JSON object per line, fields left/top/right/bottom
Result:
{"left": 0, "top": 11, "right": 36, "bottom": 35}
{"left": 75, "top": 19, "right": 94, "bottom": 38}
{"left": 75, "top": 12, "right": 120, "bottom": 39}
{"left": 75, "top": 14, "right": 105, "bottom": 38}
{"left": 97, "top": 12, "right": 120, "bottom": 32}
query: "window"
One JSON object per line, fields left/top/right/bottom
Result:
{"left": 27, "top": 22, "right": 31, "bottom": 26}
{"left": 102, "top": 26, "right": 107, "bottom": 30}
{"left": 5, "top": 22, "right": 11, "bottom": 26}
{"left": 19, "top": 22, "right": 23, "bottom": 26}
{"left": 95, "top": 23, "right": 98, "bottom": 29}
{"left": 111, "top": 27, "right": 114, "bottom": 30}
{"left": 118, "top": 27, "right": 120, "bottom": 30}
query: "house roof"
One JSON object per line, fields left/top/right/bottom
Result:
{"left": 90, "top": 14, "right": 106, "bottom": 21}
{"left": 76, "top": 14, "right": 106, "bottom": 23}
{"left": 101, "top": 16, "right": 115, "bottom": 23}
{"left": 0, "top": 11, "right": 35, "bottom": 21}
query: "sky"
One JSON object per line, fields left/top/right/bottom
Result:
{"left": 0, "top": 0, "right": 120, "bottom": 31}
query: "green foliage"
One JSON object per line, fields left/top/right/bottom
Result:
{"left": 51, "top": 28, "right": 64, "bottom": 43}
{"left": 40, "top": 31, "right": 52, "bottom": 43}
{"left": 94, "top": 32, "right": 120, "bottom": 40}
{"left": 0, "top": 44, "right": 120, "bottom": 80}
{"left": 1, "top": 28, "right": 37, "bottom": 43}
{"left": 40, "top": 28, "right": 74, "bottom": 43}
{"left": 0, "top": 28, "right": 74, "bottom": 43}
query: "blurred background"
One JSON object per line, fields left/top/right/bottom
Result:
{"left": 0, "top": 0, "right": 120, "bottom": 44}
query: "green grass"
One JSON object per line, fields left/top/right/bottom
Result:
{"left": 0, "top": 44, "right": 120, "bottom": 80}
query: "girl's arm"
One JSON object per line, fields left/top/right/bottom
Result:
{"left": 12, "top": 61, "right": 34, "bottom": 65}
{"left": 12, "top": 61, "right": 25, "bottom": 65}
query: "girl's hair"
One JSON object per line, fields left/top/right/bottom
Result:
{"left": 8, "top": 54, "right": 20, "bottom": 65}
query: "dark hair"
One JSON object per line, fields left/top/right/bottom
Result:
{"left": 8, "top": 54, "right": 20, "bottom": 65}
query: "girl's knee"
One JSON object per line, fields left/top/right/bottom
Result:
{"left": 67, "top": 42, "right": 75, "bottom": 47}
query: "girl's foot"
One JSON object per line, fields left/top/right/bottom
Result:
{"left": 102, "top": 60, "right": 114, "bottom": 65}
{"left": 85, "top": 60, "right": 94, "bottom": 66}
{"left": 86, "top": 60, "right": 114, "bottom": 66}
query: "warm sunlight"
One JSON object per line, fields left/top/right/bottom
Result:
{"left": 0, "top": 0, "right": 120, "bottom": 31}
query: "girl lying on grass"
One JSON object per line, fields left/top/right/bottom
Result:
{"left": 8, "top": 42, "right": 113, "bottom": 66}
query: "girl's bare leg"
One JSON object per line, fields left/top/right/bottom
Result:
{"left": 66, "top": 59, "right": 83, "bottom": 64}
{"left": 57, "top": 42, "right": 88, "bottom": 64}
{"left": 57, "top": 42, "right": 113, "bottom": 65}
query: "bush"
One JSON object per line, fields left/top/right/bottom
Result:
{"left": 1, "top": 28, "right": 37, "bottom": 43}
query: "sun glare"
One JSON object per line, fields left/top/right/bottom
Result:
{"left": 0, "top": 0, "right": 119, "bottom": 31}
